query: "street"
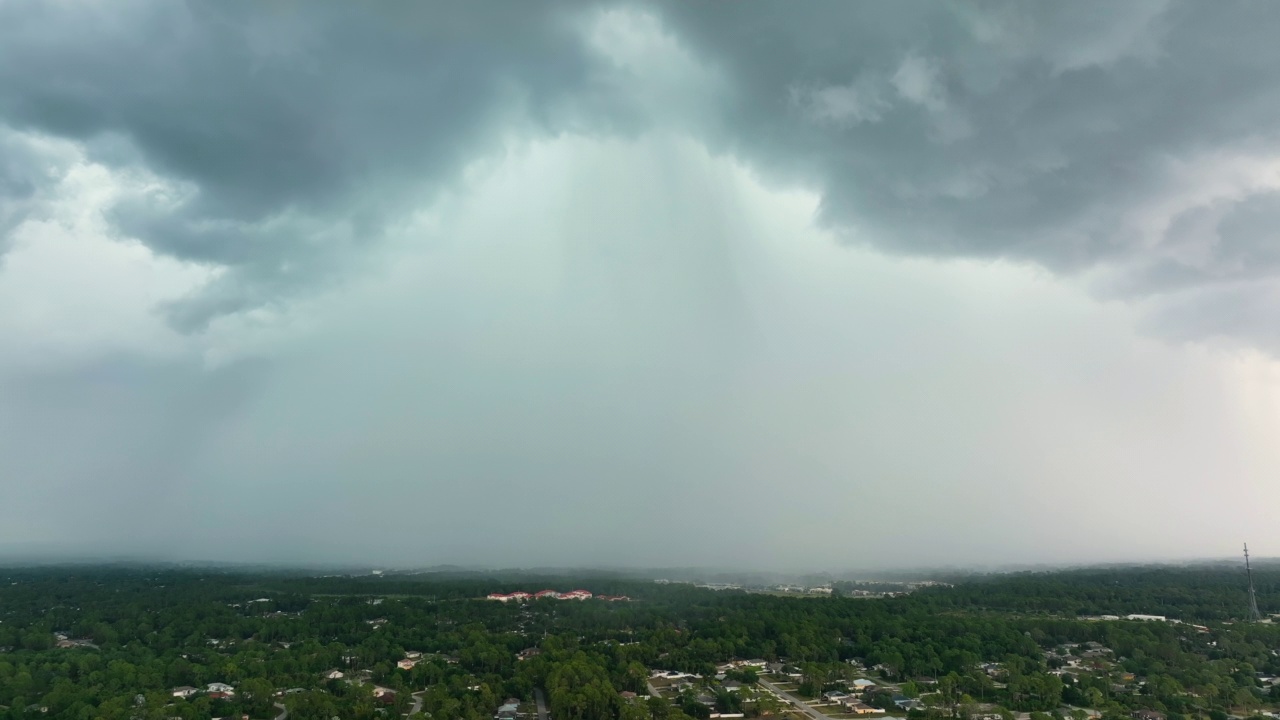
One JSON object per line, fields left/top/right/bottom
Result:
{"left": 755, "top": 678, "right": 838, "bottom": 720}
{"left": 534, "top": 688, "right": 550, "bottom": 720}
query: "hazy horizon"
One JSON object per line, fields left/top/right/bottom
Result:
{"left": 0, "top": 549, "right": 1269, "bottom": 579}
{"left": 5, "top": 1, "right": 1280, "bottom": 569}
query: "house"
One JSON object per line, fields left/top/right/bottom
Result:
{"left": 722, "top": 681, "right": 744, "bottom": 692}
{"left": 843, "top": 701, "right": 878, "bottom": 715}
{"left": 620, "top": 691, "right": 638, "bottom": 700}
{"left": 852, "top": 679, "right": 877, "bottom": 690}
{"left": 376, "top": 690, "right": 397, "bottom": 705}
{"left": 55, "top": 637, "right": 97, "bottom": 649}
{"left": 496, "top": 701, "right": 520, "bottom": 720}
{"left": 518, "top": 647, "right": 542, "bottom": 661}
{"left": 172, "top": 687, "right": 198, "bottom": 699}
{"left": 406, "top": 651, "right": 423, "bottom": 659}
{"left": 1125, "top": 615, "right": 1166, "bottom": 622}
{"left": 397, "top": 659, "right": 418, "bottom": 670}
{"left": 1132, "top": 712, "right": 1165, "bottom": 720}
{"left": 324, "top": 670, "right": 344, "bottom": 680}
{"left": 534, "top": 589, "right": 561, "bottom": 599}
{"left": 206, "top": 683, "right": 235, "bottom": 695}
{"left": 561, "top": 589, "right": 593, "bottom": 600}
{"left": 823, "top": 691, "right": 850, "bottom": 702}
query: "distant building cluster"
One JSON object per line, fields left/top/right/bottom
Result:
{"left": 171, "top": 682, "right": 235, "bottom": 700}
{"left": 485, "top": 589, "right": 630, "bottom": 602}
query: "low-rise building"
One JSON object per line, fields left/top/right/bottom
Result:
{"left": 852, "top": 679, "right": 878, "bottom": 690}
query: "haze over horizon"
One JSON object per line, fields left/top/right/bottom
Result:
{"left": 4, "top": 1, "right": 1280, "bottom": 570}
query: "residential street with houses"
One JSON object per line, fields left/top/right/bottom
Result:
{"left": 756, "top": 677, "right": 839, "bottom": 720}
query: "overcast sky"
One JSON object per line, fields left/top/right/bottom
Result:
{"left": 4, "top": 1, "right": 1280, "bottom": 571}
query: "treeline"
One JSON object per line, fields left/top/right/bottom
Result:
{"left": 913, "top": 566, "right": 1280, "bottom": 620}
{"left": 0, "top": 566, "right": 1278, "bottom": 720}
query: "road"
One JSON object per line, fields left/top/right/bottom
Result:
{"left": 534, "top": 688, "right": 550, "bottom": 720}
{"left": 273, "top": 702, "right": 288, "bottom": 720}
{"left": 756, "top": 678, "right": 837, "bottom": 720}
{"left": 408, "top": 690, "right": 425, "bottom": 716}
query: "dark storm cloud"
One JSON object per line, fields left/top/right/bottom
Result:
{"left": 642, "top": 0, "right": 1280, "bottom": 352}
{"left": 5, "top": 0, "right": 1280, "bottom": 345}
{"left": 0, "top": 127, "right": 73, "bottom": 253}
{"left": 0, "top": 0, "right": 616, "bottom": 328}
{"left": 652, "top": 1, "right": 1280, "bottom": 268}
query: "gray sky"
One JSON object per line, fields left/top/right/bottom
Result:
{"left": 3, "top": 1, "right": 1280, "bottom": 571}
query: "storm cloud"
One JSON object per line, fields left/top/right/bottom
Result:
{"left": 3, "top": 1, "right": 1280, "bottom": 569}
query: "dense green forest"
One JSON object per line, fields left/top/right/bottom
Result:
{"left": 1, "top": 566, "right": 1279, "bottom": 720}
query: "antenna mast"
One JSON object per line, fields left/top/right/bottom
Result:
{"left": 1246, "top": 543, "right": 1263, "bottom": 622}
